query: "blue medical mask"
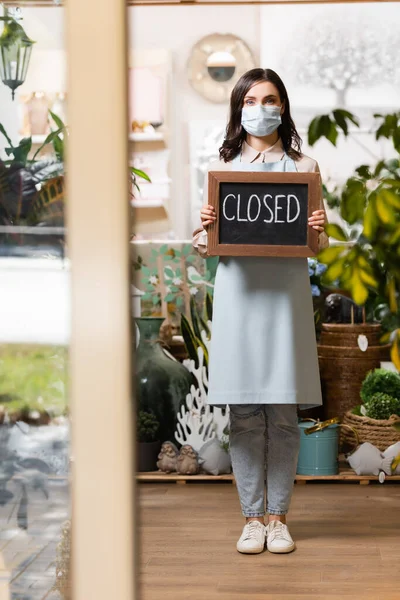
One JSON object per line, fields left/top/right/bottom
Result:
{"left": 241, "top": 104, "right": 282, "bottom": 137}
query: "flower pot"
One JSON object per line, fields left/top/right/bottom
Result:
{"left": 137, "top": 440, "right": 162, "bottom": 472}
{"left": 318, "top": 323, "right": 391, "bottom": 421}
{"left": 341, "top": 411, "right": 400, "bottom": 452}
{"left": 135, "top": 317, "right": 192, "bottom": 443}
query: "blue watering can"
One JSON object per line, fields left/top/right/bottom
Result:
{"left": 297, "top": 418, "right": 359, "bottom": 476}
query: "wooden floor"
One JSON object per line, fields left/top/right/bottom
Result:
{"left": 139, "top": 482, "right": 400, "bottom": 600}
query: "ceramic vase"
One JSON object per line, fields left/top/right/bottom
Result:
{"left": 135, "top": 317, "right": 192, "bottom": 443}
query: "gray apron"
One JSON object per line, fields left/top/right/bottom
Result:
{"left": 207, "top": 150, "right": 323, "bottom": 412}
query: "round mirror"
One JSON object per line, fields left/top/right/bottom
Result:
{"left": 188, "top": 33, "right": 256, "bottom": 103}
{"left": 206, "top": 51, "right": 236, "bottom": 83}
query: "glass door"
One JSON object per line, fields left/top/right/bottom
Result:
{"left": 0, "top": 1, "right": 136, "bottom": 598}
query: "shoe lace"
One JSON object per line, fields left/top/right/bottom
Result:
{"left": 243, "top": 521, "right": 262, "bottom": 540}
{"left": 268, "top": 522, "right": 290, "bottom": 542}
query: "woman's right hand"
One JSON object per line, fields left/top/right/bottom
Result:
{"left": 200, "top": 204, "right": 217, "bottom": 229}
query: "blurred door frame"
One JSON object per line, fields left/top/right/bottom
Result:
{"left": 66, "top": 1, "right": 136, "bottom": 599}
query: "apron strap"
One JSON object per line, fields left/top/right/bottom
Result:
{"left": 282, "top": 153, "right": 298, "bottom": 172}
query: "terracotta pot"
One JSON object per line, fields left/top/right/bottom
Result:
{"left": 318, "top": 323, "right": 391, "bottom": 421}
{"left": 137, "top": 440, "right": 162, "bottom": 472}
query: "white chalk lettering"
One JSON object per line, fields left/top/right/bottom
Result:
{"left": 237, "top": 194, "right": 248, "bottom": 222}
{"left": 274, "top": 194, "right": 285, "bottom": 223}
{"left": 222, "top": 194, "right": 236, "bottom": 221}
{"left": 247, "top": 194, "right": 261, "bottom": 222}
{"left": 263, "top": 194, "right": 274, "bottom": 223}
{"left": 222, "top": 192, "right": 302, "bottom": 224}
{"left": 287, "top": 194, "right": 300, "bottom": 223}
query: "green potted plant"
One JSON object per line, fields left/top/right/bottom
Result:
{"left": 136, "top": 410, "right": 161, "bottom": 472}
{"left": 0, "top": 111, "right": 66, "bottom": 256}
{"left": 360, "top": 368, "right": 400, "bottom": 406}
{"left": 181, "top": 293, "right": 213, "bottom": 373}
{"left": 342, "top": 368, "right": 400, "bottom": 451}
{"left": 362, "top": 393, "right": 400, "bottom": 420}
{"left": 308, "top": 109, "right": 400, "bottom": 370}
{"left": 0, "top": 115, "right": 150, "bottom": 255}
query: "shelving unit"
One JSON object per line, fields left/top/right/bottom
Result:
{"left": 137, "top": 468, "right": 400, "bottom": 485}
{"left": 128, "top": 49, "right": 172, "bottom": 236}
{"left": 30, "top": 134, "right": 47, "bottom": 145}
{"left": 130, "top": 176, "right": 172, "bottom": 185}
{"left": 129, "top": 131, "right": 164, "bottom": 142}
{"left": 131, "top": 199, "right": 164, "bottom": 208}
{"left": 18, "top": 134, "right": 49, "bottom": 145}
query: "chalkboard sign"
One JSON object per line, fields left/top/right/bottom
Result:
{"left": 207, "top": 171, "right": 321, "bottom": 257}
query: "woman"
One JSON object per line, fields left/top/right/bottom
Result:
{"left": 192, "top": 68, "right": 329, "bottom": 555}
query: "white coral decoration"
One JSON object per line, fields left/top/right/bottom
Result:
{"left": 212, "top": 406, "right": 229, "bottom": 441}
{"left": 175, "top": 321, "right": 230, "bottom": 451}
{"left": 175, "top": 387, "right": 216, "bottom": 451}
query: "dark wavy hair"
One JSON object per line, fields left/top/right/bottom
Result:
{"left": 219, "top": 68, "right": 302, "bottom": 163}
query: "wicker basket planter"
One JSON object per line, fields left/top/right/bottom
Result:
{"left": 318, "top": 323, "right": 391, "bottom": 420}
{"left": 341, "top": 410, "right": 400, "bottom": 451}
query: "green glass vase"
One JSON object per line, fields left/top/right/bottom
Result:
{"left": 135, "top": 317, "right": 192, "bottom": 443}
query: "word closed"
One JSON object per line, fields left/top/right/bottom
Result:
{"left": 222, "top": 192, "right": 301, "bottom": 224}
{"left": 218, "top": 181, "right": 309, "bottom": 246}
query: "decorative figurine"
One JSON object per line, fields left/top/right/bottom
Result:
{"left": 156, "top": 441, "right": 179, "bottom": 473}
{"left": 176, "top": 444, "right": 201, "bottom": 475}
{"left": 324, "top": 293, "right": 365, "bottom": 324}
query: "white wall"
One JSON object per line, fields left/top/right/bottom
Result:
{"left": 0, "top": 8, "right": 65, "bottom": 151}
{"left": 259, "top": 4, "right": 400, "bottom": 186}
{"left": 130, "top": 6, "right": 260, "bottom": 237}
{"left": 2, "top": 4, "right": 400, "bottom": 237}
{"left": 1, "top": 6, "right": 260, "bottom": 239}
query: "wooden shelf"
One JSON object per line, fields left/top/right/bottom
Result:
{"left": 137, "top": 467, "right": 400, "bottom": 485}
{"left": 129, "top": 176, "right": 171, "bottom": 185}
{"left": 295, "top": 469, "right": 400, "bottom": 485}
{"left": 137, "top": 472, "right": 235, "bottom": 484}
{"left": 22, "top": 132, "right": 164, "bottom": 144}
{"left": 131, "top": 199, "right": 165, "bottom": 208}
{"left": 31, "top": 134, "right": 47, "bottom": 144}
{"left": 18, "top": 134, "right": 48, "bottom": 145}
{"left": 129, "top": 132, "right": 164, "bottom": 142}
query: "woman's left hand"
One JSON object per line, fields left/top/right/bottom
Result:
{"left": 308, "top": 209, "right": 326, "bottom": 233}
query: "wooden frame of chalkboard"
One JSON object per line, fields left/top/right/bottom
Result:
{"left": 207, "top": 171, "right": 321, "bottom": 257}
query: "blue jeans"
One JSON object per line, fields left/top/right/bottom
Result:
{"left": 229, "top": 404, "right": 301, "bottom": 517}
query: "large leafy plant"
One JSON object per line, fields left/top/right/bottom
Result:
{"left": 130, "top": 166, "right": 151, "bottom": 195}
{"left": 181, "top": 293, "right": 213, "bottom": 376}
{"left": 0, "top": 111, "right": 66, "bottom": 226}
{"left": 309, "top": 109, "right": 400, "bottom": 367}
{"left": 0, "top": 114, "right": 150, "bottom": 229}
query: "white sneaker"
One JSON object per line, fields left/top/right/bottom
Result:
{"left": 236, "top": 520, "right": 266, "bottom": 554}
{"left": 265, "top": 520, "right": 296, "bottom": 553}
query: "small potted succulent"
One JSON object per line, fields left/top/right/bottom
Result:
{"left": 360, "top": 392, "right": 400, "bottom": 420}
{"left": 342, "top": 369, "right": 400, "bottom": 451}
{"left": 136, "top": 410, "right": 161, "bottom": 472}
{"left": 360, "top": 369, "right": 400, "bottom": 407}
